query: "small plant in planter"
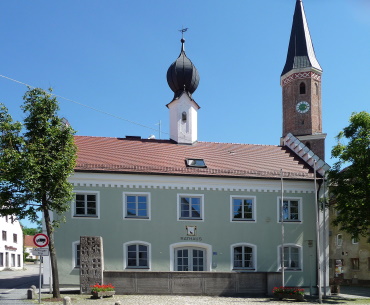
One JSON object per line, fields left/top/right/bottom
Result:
{"left": 90, "top": 283, "right": 115, "bottom": 299}
{"left": 273, "top": 286, "right": 305, "bottom": 301}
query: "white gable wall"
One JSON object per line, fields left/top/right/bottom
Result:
{"left": 168, "top": 94, "right": 198, "bottom": 144}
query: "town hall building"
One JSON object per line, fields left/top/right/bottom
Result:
{"left": 45, "top": 0, "right": 330, "bottom": 296}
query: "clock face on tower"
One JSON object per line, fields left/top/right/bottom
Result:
{"left": 296, "top": 101, "right": 310, "bottom": 113}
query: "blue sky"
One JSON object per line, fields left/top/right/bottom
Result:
{"left": 1, "top": 1, "right": 369, "bottom": 227}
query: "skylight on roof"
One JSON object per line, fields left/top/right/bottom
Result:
{"left": 186, "top": 158, "right": 206, "bottom": 168}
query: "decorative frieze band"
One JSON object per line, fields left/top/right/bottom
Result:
{"left": 282, "top": 71, "right": 321, "bottom": 86}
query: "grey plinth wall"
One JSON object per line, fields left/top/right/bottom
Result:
{"left": 80, "top": 236, "right": 104, "bottom": 294}
{"left": 104, "top": 271, "right": 282, "bottom": 296}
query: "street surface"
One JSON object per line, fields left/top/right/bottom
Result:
{"left": 0, "top": 263, "right": 39, "bottom": 304}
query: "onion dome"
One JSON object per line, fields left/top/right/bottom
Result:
{"left": 167, "top": 38, "right": 200, "bottom": 99}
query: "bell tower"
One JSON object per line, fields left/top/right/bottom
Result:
{"left": 281, "top": 0, "right": 326, "bottom": 160}
{"left": 166, "top": 35, "right": 200, "bottom": 145}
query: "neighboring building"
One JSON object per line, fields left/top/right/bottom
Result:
{"left": 24, "top": 235, "right": 38, "bottom": 260}
{"left": 329, "top": 208, "right": 370, "bottom": 285}
{"left": 45, "top": 0, "right": 330, "bottom": 294}
{"left": 0, "top": 215, "right": 23, "bottom": 270}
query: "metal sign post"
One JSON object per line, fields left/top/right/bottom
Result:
{"left": 33, "top": 234, "right": 49, "bottom": 304}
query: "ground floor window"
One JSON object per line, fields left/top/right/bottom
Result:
{"left": 0, "top": 252, "right": 3, "bottom": 267}
{"left": 232, "top": 244, "right": 256, "bottom": 270}
{"left": 72, "top": 241, "right": 80, "bottom": 268}
{"left": 279, "top": 245, "right": 302, "bottom": 270}
{"left": 175, "top": 247, "right": 205, "bottom": 271}
{"left": 17, "top": 254, "right": 21, "bottom": 267}
{"left": 125, "top": 242, "right": 150, "bottom": 269}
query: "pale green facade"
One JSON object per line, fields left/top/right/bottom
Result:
{"left": 52, "top": 173, "right": 321, "bottom": 289}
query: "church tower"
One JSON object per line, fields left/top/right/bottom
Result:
{"left": 281, "top": 0, "right": 326, "bottom": 160}
{"left": 166, "top": 37, "right": 200, "bottom": 145}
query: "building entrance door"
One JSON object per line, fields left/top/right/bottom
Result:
{"left": 175, "top": 247, "right": 205, "bottom": 271}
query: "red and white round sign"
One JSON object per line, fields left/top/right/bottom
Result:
{"left": 33, "top": 233, "right": 49, "bottom": 248}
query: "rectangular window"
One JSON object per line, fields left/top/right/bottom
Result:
{"left": 336, "top": 234, "right": 343, "bottom": 247}
{"left": 278, "top": 198, "right": 301, "bottom": 222}
{"left": 178, "top": 195, "right": 203, "bottom": 220}
{"left": 0, "top": 252, "right": 3, "bottom": 267}
{"left": 73, "top": 192, "right": 99, "bottom": 218}
{"left": 124, "top": 193, "right": 150, "bottom": 219}
{"left": 126, "top": 244, "right": 149, "bottom": 269}
{"left": 351, "top": 258, "right": 360, "bottom": 270}
{"left": 13, "top": 234, "right": 17, "bottom": 244}
{"left": 231, "top": 196, "right": 255, "bottom": 221}
{"left": 2, "top": 231, "right": 6, "bottom": 241}
{"left": 17, "top": 254, "right": 21, "bottom": 267}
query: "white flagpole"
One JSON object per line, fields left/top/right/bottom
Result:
{"left": 314, "top": 160, "right": 322, "bottom": 303}
{"left": 281, "top": 169, "right": 285, "bottom": 287}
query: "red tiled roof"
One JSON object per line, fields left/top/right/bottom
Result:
{"left": 74, "top": 136, "right": 315, "bottom": 180}
{"left": 24, "top": 235, "right": 37, "bottom": 247}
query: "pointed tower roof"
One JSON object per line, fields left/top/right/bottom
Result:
{"left": 167, "top": 38, "right": 200, "bottom": 99}
{"left": 281, "top": 0, "right": 322, "bottom": 76}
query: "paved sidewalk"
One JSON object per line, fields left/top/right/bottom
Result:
{"left": 0, "top": 263, "right": 40, "bottom": 305}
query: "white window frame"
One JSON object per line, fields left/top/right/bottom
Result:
{"left": 277, "top": 197, "right": 302, "bottom": 223}
{"left": 123, "top": 192, "right": 151, "bottom": 220}
{"left": 169, "top": 242, "right": 212, "bottom": 271}
{"left": 123, "top": 241, "right": 151, "bottom": 270}
{"left": 230, "top": 243, "right": 257, "bottom": 271}
{"left": 72, "top": 241, "right": 80, "bottom": 268}
{"left": 277, "top": 244, "right": 303, "bottom": 271}
{"left": 72, "top": 191, "right": 100, "bottom": 219}
{"left": 177, "top": 194, "right": 204, "bottom": 221}
{"left": 230, "top": 196, "right": 256, "bottom": 222}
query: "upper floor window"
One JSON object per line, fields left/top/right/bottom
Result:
{"left": 73, "top": 191, "right": 99, "bottom": 218}
{"left": 336, "top": 234, "right": 343, "bottom": 247}
{"left": 278, "top": 198, "right": 301, "bottom": 222}
{"left": 279, "top": 244, "right": 302, "bottom": 271}
{"left": 13, "top": 234, "right": 17, "bottom": 243}
{"left": 231, "top": 196, "right": 256, "bottom": 221}
{"left": 2, "top": 231, "right": 6, "bottom": 241}
{"left": 232, "top": 243, "right": 256, "bottom": 270}
{"left": 124, "top": 242, "right": 150, "bottom": 269}
{"left": 351, "top": 258, "right": 360, "bottom": 270}
{"left": 124, "top": 193, "right": 150, "bottom": 219}
{"left": 299, "top": 82, "right": 306, "bottom": 94}
{"left": 178, "top": 194, "right": 204, "bottom": 221}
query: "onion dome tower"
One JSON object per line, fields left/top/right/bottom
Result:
{"left": 167, "top": 38, "right": 200, "bottom": 99}
{"left": 281, "top": 0, "right": 326, "bottom": 160}
{"left": 166, "top": 36, "right": 200, "bottom": 145}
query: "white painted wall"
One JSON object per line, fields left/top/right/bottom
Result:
{"left": 168, "top": 93, "right": 199, "bottom": 144}
{"left": 0, "top": 216, "right": 23, "bottom": 270}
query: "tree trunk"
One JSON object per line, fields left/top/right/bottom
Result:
{"left": 42, "top": 203, "right": 60, "bottom": 299}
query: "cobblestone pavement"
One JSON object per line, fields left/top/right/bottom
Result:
{"left": 35, "top": 291, "right": 370, "bottom": 305}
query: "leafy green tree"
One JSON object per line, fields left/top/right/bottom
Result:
{"left": 328, "top": 111, "right": 370, "bottom": 240}
{"left": 0, "top": 88, "right": 77, "bottom": 298}
{"left": 22, "top": 226, "right": 42, "bottom": 236}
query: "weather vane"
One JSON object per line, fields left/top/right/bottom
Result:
{"left": 178, "top": 27, "right": 188, "bottom": 39}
